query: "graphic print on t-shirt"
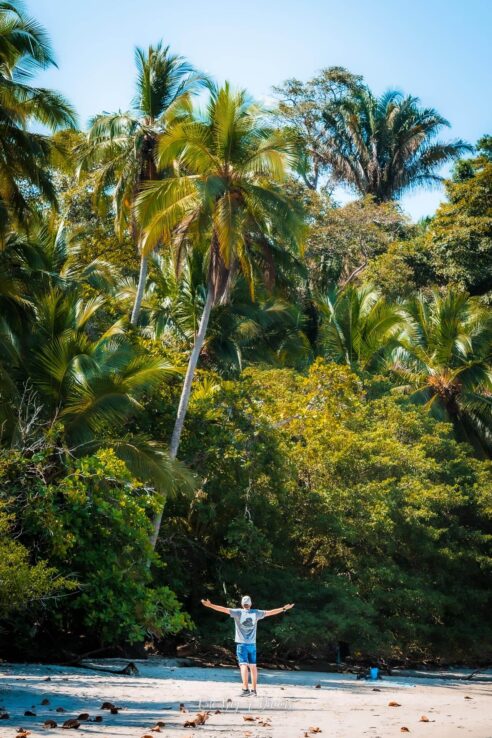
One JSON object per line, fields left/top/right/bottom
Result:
{"left": 239, "top": 609, "right": 257, "bottom": 637}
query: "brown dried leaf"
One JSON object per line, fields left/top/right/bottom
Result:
{"left": 141, "top": 735, "right": 154, "bottom": 738}
{"left": 243, "top": 716, "right": 255, "bottom": 722}
{"left": 464, "top": 695, "right": 472, "bottom": 700}
{"left": 308, "top": 728, "right": 322, "bottom": 734}
{"left": 419, "top": 716, "right": 430, "bottom": 722}
{"left": 150, "top": 728, "right": 160, "bottom": 733}
{"left": 400, "top": 728, "right": 410, "bottom": 733}
{"left": 61, "top": 719, "right": 80, "bottom": 729}
{"left": 388, "top": 701, "right": 401, "bottom": 707}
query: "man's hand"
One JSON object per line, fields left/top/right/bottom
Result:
{"left": 200, "top": 599, "right": 230, "bottom": 614}
{"left": 284, "top": 603, "right": 295, "bottom": 611}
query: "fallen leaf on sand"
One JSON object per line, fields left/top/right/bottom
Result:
{"left": 308, "top": 728, "right": 322, "bottom": 734}
{"left": 184, "top": 711, "right": 209, "bottom": 728}
{"left": 179, "top": 703, "right": 187, "bottom": 712}
{"left": 16, "top": 731, "right": 30, "bottom": 738}
{"left": 43, "top": 719, "right": 57, "bottom": 728}
{"left": 41, "top": 699, "right": 50, "bottom": 706}
{"left": 56, "top": 708, "right": 66, "bottom": 713}
{"left": 62, "top": 719, "right": 80, "bottom": 729}
{"left": 464, "top": 696, "right": 472, "bottom": 700}
{"left": 401, "top": 728, "right": 410, "bottom": 733}
{"left": 243, "top": 716, "right": 255, "bottom": 722}
{"left": 24, "top": 711, "right": 36, "bottom": 717}
{"left": 101, "top": 702, "right": 116, "bottom": 710}
{"left": 150, "top": 728, "right": 160, "bottom": 733}
{"left": 388, "top": 701, "right": 401, "bottom": 707}
{"left": 77, "top": 714, "right": 89, "bottom": 721}
{"left": 141, "top": 735, "right": 153, "bottom": 738}
{"left": 419, "top": 716, "right": 430, "bottom": 722}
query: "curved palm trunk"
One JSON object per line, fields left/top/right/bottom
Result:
{"left": 130, "top": 248, "right": 147, "bottom": 325}
{"left": 149, "top": 283, "right": 214, "bottom": 550}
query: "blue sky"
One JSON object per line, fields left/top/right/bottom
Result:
{"left": 34, "top": 0, "right": 492, "bottom": 220}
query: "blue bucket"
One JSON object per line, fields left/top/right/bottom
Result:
{"left": 370, "top": 667, "right": 379, "bottom": 680}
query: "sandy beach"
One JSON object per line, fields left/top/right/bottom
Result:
{"left": 0, "top": 661, "right": 490, "bottom": 738}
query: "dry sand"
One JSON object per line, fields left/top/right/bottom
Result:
{"left": 0, "top": 660, "right": 490, "bottom": 738}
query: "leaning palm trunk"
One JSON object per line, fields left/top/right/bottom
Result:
{"left": 130, "top": 249, "right": 148, "bottom": 325}
{"left": 149, "top": 284, "right": 214, "bottom": 549}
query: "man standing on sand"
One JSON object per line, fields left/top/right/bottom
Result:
{"left": 201, "top": 595, "right": 295, "bottom": 696}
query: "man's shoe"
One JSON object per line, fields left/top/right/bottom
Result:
{"left": 240, "top": 688, "right": 250, "bottom": 696}
{"left": 250, "top": 689, "right": 257, "bottom": 696}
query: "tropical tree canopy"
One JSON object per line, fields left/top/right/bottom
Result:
{"left": 392, "top": 289, "right": 492, "bottom": 456}
{"left": 0, "top": 0, "right": 491, "bottom": 665}
{"left": 0, "top": 0, "right": 77, "bottom": 238}
{"left": 78, "top": 41, "right": 205, "bottom": 323}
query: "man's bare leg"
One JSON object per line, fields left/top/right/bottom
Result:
{"left": 240, "top": 664, "right": 249, "bottom": 690}
{"left": 250, "top": 664, "right": 258, "bottom": 691}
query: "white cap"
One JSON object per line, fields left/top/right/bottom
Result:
{"left": 241, "top": 595, "right": 252, "bottom": 606}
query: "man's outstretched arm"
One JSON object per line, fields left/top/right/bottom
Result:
{"left": 201, "top": 598, "right": 231, "bottom": 615}
{"left": 264, "top": 603, "right": 295, "bottom": 617}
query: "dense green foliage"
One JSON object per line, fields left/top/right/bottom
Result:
{"left": 0, "top": 1, "right": 490, "bottom": 662}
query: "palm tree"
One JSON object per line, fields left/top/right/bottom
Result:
{"left": 0, "top": 221, "right": 189, "bottom": 495}
{"left": 321, "top": 83, "right": 470, "bottom": 201}
{"left": 79, "top": 42, "right": 205, "bottom": 324}
{"left": 137, "top": 82, "right": 305, "bottom": 546}
{"left": 119, "top": 251, "right": 311, "bottom": 375}
{"left": 0, "top": 0, "right": 77, "bottom": 238}
{"left": 319, "top": 283, "right": 406, "bottom": 372}
{"left": 391, "top": 290, "right": 492, "bottom": 456}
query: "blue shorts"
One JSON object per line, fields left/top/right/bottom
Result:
{"left": 236, "top": 643, "right": 256, "bottom": 665}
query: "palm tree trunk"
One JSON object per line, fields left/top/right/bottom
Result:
{"left": 149, "top": 283, "right": 214, "bottom": 550}
{"left": 130, "top": 250, "right": 148, "bottom": 326}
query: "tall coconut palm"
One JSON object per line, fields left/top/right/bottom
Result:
{"left": 0, "top": 1, "right": 77, "bottom": 238}
{"left": 321, "top": 84, "right": 470, "bottom": 202}
{"left": 319, "top": 283, "right": 406, "bottom": 372}
{"left": 137, "top": 82, "right": 305, "bottom": 547}
{"left": 79, "top": 42, "right": 205, "bottom": 324}
{"left": 391, "top": 290, "right": 492, "bottom": 456}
